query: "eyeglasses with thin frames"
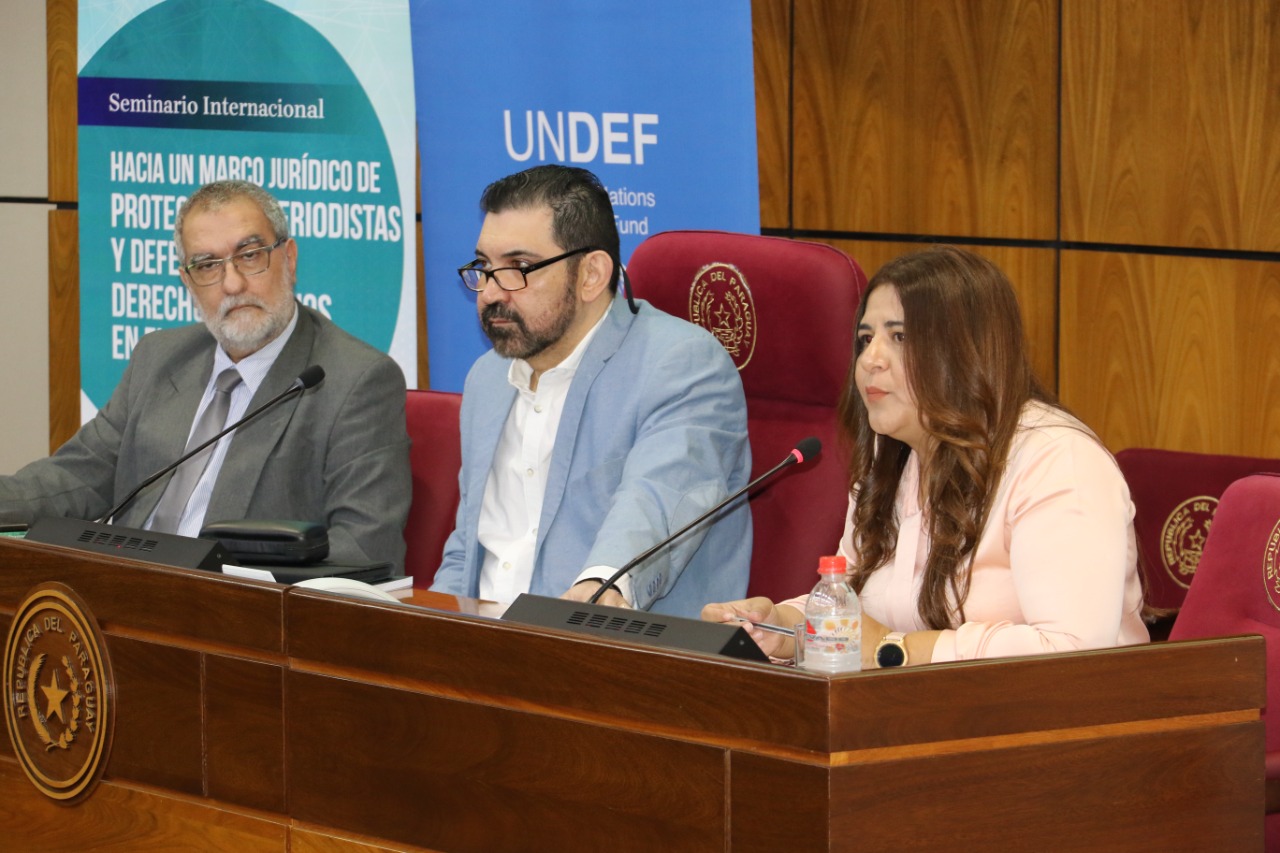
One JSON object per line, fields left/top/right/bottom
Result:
{"left": 182, "top": 237, "right": 288, "bottom": 287}
{"left": 457, "top": 246, "right": 597, "bottom": 292}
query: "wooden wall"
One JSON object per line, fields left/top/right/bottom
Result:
{"left": 47, "top": 1, "right": 1280, "bottom": 456}
{"left": 753, "top": 0, "right": 1280, "bottom": 456}
{"left": 47, "top": 0, "right": 78, "bottom": 451}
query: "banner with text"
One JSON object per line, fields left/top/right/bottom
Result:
{"left": 78, "top": 0, "right": 417, "bottom": 417}
{"left": 411, "top": 0, "right": 760, "bottom": 391}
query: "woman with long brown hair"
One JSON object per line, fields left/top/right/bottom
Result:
{"left": 704, "top": 246, "right": 1148, "bottom": 667}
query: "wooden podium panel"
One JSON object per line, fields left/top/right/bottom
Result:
{"left": 0, "top": 536, "right": 289, "bottom": 815}
{"left": 0, "top": 536, "right": 1267, "bottom": 851}
{"left": 287, "top": 671, "right": 727, "bottom": 850}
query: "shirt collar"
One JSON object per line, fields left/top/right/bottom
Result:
{"left": 507, "top": 300, "right": 612, "bottom": 393}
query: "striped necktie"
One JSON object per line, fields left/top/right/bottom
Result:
{"left": 150, "top": 368, "right": 242, "bottom": 534}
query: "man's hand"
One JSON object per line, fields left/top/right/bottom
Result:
{"left": 563, "top": 579, "right": 629, "bottom": 608}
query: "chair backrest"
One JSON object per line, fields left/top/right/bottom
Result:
{"left": 1166, "top": 473, "right": 1280, "bottom": 839}
{"left": 404, "top": 389, "right": 463, "bottom": 587}
{"left": 1116, "top": 448, "right": 1280, "bottom": 611}
{"left": 627, "top": 230, "right": 868, "bottom": 601}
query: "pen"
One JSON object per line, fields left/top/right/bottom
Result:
{"left": 732, "top": 616, "right": 797, "bottom": 637}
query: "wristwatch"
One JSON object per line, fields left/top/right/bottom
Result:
{"left": 874, "top": 631, "right": 909, "bottom": 668}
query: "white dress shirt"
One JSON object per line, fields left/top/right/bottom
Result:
{"left": 477, "top": 306, "right": 629, "bottom": 604}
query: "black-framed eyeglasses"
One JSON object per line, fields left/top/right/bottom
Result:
{"left": 182, "top": 237, "right": 288, "bottom": 287}
{"left": 458, "top": 246, "right": 597, "bottom": 292}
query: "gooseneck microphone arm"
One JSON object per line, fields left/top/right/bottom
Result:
{"left": 97, "top": 365, "right": 326, "bottom": 525}
{"left": 586, "top": 437, "right": 822, "bottom": 605}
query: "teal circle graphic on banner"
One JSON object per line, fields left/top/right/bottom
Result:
{"left": 78, "top": 0, "right": 401, "bottom": 410}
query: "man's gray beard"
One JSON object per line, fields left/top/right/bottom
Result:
{"left": 203, "top": 288, "right": 296, "bottom": 356}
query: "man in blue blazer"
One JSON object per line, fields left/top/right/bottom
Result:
{"left": 431, "top": 165, "right": 751, "bottom": 617}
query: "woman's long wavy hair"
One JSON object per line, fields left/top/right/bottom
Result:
{"left": 837, "top": 246, "right": 1056, "bottom": 629}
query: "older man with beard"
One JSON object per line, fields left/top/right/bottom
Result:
{"left": 0, "top": 180, "right": 411, "bottom": 570}
{"left": 431, "top": 165, "right": 751, "bottom": 617}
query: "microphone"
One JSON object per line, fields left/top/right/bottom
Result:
{"left": 587, "top": 437, "right": 822, "bottom": 604}
{"left": 97, "top": 365, "right": 326, "bottom": 524}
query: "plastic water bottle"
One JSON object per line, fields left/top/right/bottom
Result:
{"left": 801, "top": 555, "right": 861, "bottom": 673}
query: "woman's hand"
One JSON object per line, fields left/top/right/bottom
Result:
{"left": 702, "top": 597, "right": 797, "bottom": 660}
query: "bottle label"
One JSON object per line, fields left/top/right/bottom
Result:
{"left": 804, "top": 615, "right": 860, "bottom": 657}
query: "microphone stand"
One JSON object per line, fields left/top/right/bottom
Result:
{"left": 97, "top": 370, "right": 321, "bottom": 524}
{"left": 587, "top": 441, "right": 819, "bottom": 604}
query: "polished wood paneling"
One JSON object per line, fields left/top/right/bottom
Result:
{"left": 826, "top": 722, "right": 1263, "bottom": 851}
{"left": 731, "top": 754, "right": 830, "bottom": 851}
{"left": 0, "top": 545, "right": 1266, "bottom": 850}
{"left": 828, "top": 639, "right": 1263, "bottom": 750}
{"left": 46, "top": 0, "right": 77, "bottom": 203}
{"left": 825, "top": 240, "right": 1059, "bottom": 391}
{"left": 733, "top": 722, "right": 1264, "bottom": 852}
{"left": 288, "top": 591, "right": 1263, "bottom": 756}
{"left": 1, "top": 757, "right": 444, "bottom": 852}
{"left": 791, "top": 0, "right": 1058, "bottom": 239}
{"left": 0, "top": 539, "right": 287, "bottom": 653}
{"left": 107, "top": 636, "right": 204, "bottom": 794}
{"left": 753, "top": 0, "right": 792, "bottom": 229}
{"left": 287, "top": 672, "right": 726, "bottom": 853}
{"left": 291, "top": 825, "right": 440, "bottom": 853}
{"left": 1059, "top": 250, "right": 1280, "bottom": 455}
{"left": 1062, "top": 1, "right": 1280, "bottom": 251}
{"left": 0, "top": 759, "right": 288, "bottom": 853}
{"left": 286, "top": 589, "right": 828, "bottom": 752}
{"left": 48, "top": 209, "right": 79, "bottom": 451}
{"left": 205, "top": 655, "right": 286, "bottom": 812}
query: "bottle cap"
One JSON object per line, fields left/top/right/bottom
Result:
{"left": 818, "top": 555, "right": 846, "bottom": 574}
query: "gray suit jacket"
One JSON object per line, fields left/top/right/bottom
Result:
{"left": 431, "top": 296, "right": 752, "bottom": 617}
{"left": 0, "top": 304, "right": 411, "bottom": 569}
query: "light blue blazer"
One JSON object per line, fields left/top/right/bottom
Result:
{"left": 432, "top": 296, "right": 752, "bottom": 617}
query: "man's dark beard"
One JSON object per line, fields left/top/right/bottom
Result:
{"left": 480, "top": 288, "right": 576, "bottom": 361}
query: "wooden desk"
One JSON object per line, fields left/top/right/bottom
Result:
{"left": 0, "top": 536, "right": 1266, "bottom": 851}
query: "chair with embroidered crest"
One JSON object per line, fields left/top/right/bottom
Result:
{"left": 1115, "top": 448, "right": 1280, "bottom": 638}
{"left": 627, "top": 230, "right": 868, "bottom": 601}
{"left": 1166, "top": 472, "right": 1280, "bottom": 844}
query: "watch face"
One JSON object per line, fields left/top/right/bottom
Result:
{"left": 876, "top": 641, "right": 906, "bottom": 668}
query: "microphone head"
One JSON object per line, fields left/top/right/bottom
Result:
{"left": 792, "top": 436, "right": 822, "bottom": 464}
{"left": 297, "top": 365, "right": 325, "bottom": 389}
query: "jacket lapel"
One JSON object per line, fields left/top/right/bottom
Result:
{"left": 535, "top": 299, "right": 635, "bottom": 556}
{"left": 205, "top": 303, "right": 315, "bottom": 523}
{"left": 120, "top": 349, "right": 216, "bottom": 527}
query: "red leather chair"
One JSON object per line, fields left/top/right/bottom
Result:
{"left": 1167, "top": 473, "right": 1280, "bottom": 844}
{"left": 627, "top": 230, "right": 868, "bottom": 601}
{"left": 1116, "top": 448, "right": 1280, "bottom": 619}
{"left": 404, "top": 390, "right": 462, "bottom": 587}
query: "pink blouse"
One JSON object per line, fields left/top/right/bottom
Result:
{"left": 785, "top": 403, "right": 1149, "bottom": 662}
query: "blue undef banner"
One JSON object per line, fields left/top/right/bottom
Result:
{"left": 412, "top": 0, "right": 760, "bottom": 391}
{"left": 77, "top": 0, "right": 418, "bottom": 416}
